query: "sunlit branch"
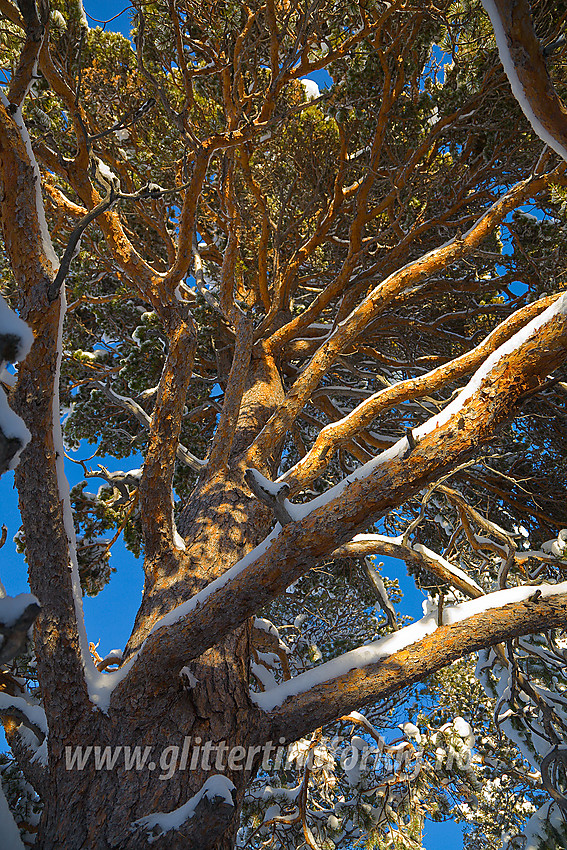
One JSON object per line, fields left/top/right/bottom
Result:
{"left": 332, "top": 534, "right": 484, "bottom": 601}
{"left": 246, "top": 169, "right": 565, "bottom": 472}
{"left": 238, "top": 145, "right": 272, "bottom": 311}
{"left": 114, "top": 299, "right": 567, "bottom": 703}
{"left": 0, "top": 0, "right": 23, "bottom": 27}
{"left": 265, "top": 591, "right": 567, "bottom": 745}
{"left": 279, "top": 294, "right": 561, "bottom": 493}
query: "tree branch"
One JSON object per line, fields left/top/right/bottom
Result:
{"left": 0, "top": 602, "right": 40, "bottom": 663}
{"left": 94, "top": 382, "right": 205, "bottom": 472}
{"left": 0, "top": 99, "right": 91, "bottom": 735}
{"left": 139, "top": 315, "right": 197, "bottom": 562}
{"left": 7, "top": 0, "right": 44, "bottom": 109}
{"left": 264, "top": 588, "right": 567, "bottom": 744}
{"left": 247, "top": 167, "right": 566, "bottom": 472}
{"left": 280, "top": 287, "right": 556, "bottom": 491}
{"left": 481, "top": 0, "right": 567, "bottom": 162}
{"left": 333, "top": 535, "right": 484, "bottom": 601}
{"left": 112, "top": 294, "right": 567, "bottom": 708}
{"left": 207, "top": 313, "right": 253, "bottom": 472}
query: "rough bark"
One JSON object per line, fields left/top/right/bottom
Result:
{"left": 114, "top": 303, "right": 567, "bottom": 698}
{"left": 266, "top": 591, "right": 567, "bottom": 743}
{"left": 0, "top": 102, "right": 91, "bottom": 747}
{"left": 25, "top": 351, "right": 287, "bottom": 850}
{"left": 4, "top": 3, "right": 567, "bottom": 848}
{"left": 37, "top": 627, "right": 260, "bottom": 850}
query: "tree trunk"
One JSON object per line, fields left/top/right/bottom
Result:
{"left": 37, "top": 635, "right": 260, "bottom": 849}
{"left": 34, "top": 474, "right": 271, "bottom": 849}
{"left": 34, "top": 351, "right": 284, "bottom": 849}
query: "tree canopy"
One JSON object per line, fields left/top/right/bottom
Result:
{"left": 2, "top": 0, "right": 567, "bottom": 848}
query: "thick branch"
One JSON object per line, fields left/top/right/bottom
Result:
{"left": 0, "top": 101, "right": 90, "bottom": 733}
{"left": 207, "top": 313, "right": 253, "bottom": 472}
{"left": 140, "top": 316, "right": 197, "bottom": 563}
{"left": 0, "top": 0, "right": 23, "bottom": 26}
{"left": 280, "top": 294, "right": 560, "bottom": 493}
{"left": 247, "top": 167, "right": 565, "bottom": 471}
{"left": 482, "top": 0, "right": 567, "bottom": 161}
{"left": 112, "top": 295, "right": 567, "bottom": 708}
{"left": 7, "top": 0, "right": 43, "bottom": 109}
{"left": 265, "top": 590, "right": 567, "bottom": 743}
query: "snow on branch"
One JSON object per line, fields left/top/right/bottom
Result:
{"left": 133, "top": 775, "right": 235, "bottom": 843}
{"left": 0, "top": 691, "right": 47, "bottom": 746}
{"left": 244, "top": 468, "right": 294, "bottom": 525}
{"left": 250, "top": 166, "right": 565, "bottom": 473}
{"left": 82, "top": 465, "right": 142, "bottom": 508}
{"left": 94, "top": 381, "right": 205, "bottom": 472}
{"left": 362, "top": 558, "right": 398, "bottom": 629}
{"left": 0, "top": 593, "right": 40, "bottom": 664}
{"left": 262, "top": 583, "right": 567, "bottom": 741}
{"left": 481, "top": 0, "right": 567, "bottom": 163}
{"left": 0, "top": 296, "right": 33, "bottom": 474}
{"left": 255, "top": 584, "right": 566, "bottom": 712}
{"left": 0, "top": 94, "right": 60, "bottom": 272}
{"left": 279, "top": 294, "right": 562, "bottom": 492}
{"left": 109, "top": 291, "right": 567, "bottom": 710}
{"left": 333, "top": 533, "right": 484, "bottom": 600}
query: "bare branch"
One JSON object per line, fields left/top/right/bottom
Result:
{"left": 279, "top": 294, "right": 562, "bottom": 493}
{"left": 94, "top": 382, "right": 205, "bottom": 472}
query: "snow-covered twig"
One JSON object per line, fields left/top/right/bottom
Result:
{"left": 245, "top": 468, "right": 294, "bottom": 525}
{"left": 333, "top": 534, "right": 484, "bottom": 600}
{"left": 0, "top": 594, "right": 40, "bottom": 664}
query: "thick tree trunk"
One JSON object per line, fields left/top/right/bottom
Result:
{"left": 34, "top": 351, "right": 284, "bottom": 849}
{"left": 37, "top": 634, "right": 260, "bottom": 849}
{"left": 34, "top": 474, "right": 271, "bottom": 849}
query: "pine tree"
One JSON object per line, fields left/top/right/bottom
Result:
{"left": 1, "top": 0, "right": 567, "bottom": 847}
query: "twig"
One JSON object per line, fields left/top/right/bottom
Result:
{"left": 244, "top": 468, "right": 294, "bottom": 525}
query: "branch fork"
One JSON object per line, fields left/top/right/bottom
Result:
{"left": 244, "top": 468, "right": 294, "bottom": 526}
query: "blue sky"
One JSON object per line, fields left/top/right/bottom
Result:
{"left": 83, "top": 0, "right": 133, "bottom": 34}
{"left": 0, "top": 449, "right": 143, "bottom": 652}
